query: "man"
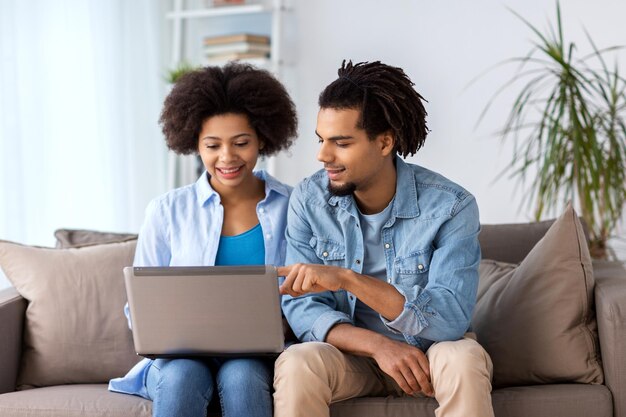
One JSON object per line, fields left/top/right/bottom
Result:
{"left": 274, "top": 61, "right": 494, "bottom": 417}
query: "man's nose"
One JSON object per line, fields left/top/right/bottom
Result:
{"left": 317, "top": 141, "right": 332, "bottom": 163}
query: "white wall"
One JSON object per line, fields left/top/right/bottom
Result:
{"left": 273, "top": 0, "right": 626, "bottom": 238}
{"left": 1, "top": 1, "right": 625, "bottom": 292}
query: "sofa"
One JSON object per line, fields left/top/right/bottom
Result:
{"left": 0, "top": 207, "right": 624, "bottom": 417}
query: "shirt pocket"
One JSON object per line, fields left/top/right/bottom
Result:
{"left": 393, "top": 248, "right": 432, "bottom": 287}
{"left": 309, "top": 236, "right": 346, "bottom": 266}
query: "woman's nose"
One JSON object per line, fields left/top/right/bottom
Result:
{"left": 219, "top": 145, "right": 236, "bottom": 161}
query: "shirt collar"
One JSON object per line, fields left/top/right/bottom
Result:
{"left": 392, "top": 156, "right": 420, "bottom": 218}
{"left": 327, "top": 156, "right": 420, "bottom": 218}
{"left": 255, "top": 169, "right": 291, "bottom": 198}
{"left": 194, "top": 170, "right": 290, "bottom": 206}
{"left": 195, "top": 172, "right": 218, "bottom": 205}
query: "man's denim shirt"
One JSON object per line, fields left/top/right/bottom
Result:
{"left": 281, "top": 157, "right": 481, "bottom": 352}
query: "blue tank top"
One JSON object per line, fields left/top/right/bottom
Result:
{"left": 215, "top": 223, "right": 265, "bottom": 265}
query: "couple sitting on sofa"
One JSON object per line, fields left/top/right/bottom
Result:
{"left": 109, "top": 60, "right": 494, "bottom": 417}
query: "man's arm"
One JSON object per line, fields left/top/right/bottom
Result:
{"left": 280, "top": 183, "right": 354, "bottom": 342}
{"left": 383, "top": 195, "right": 481, "bottom": 341}
{"left": 279, "top": 264, "right": 405, "bottom": 321}
{"left": 279, "top": 261, "right": 435, "bottom": 396}
{"left": 326, "top": 323, "right": 433, "bottom": 396}
{"left": 281, "top": 194, "right": 481, "bottom": 343}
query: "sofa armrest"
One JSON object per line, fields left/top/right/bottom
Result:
{"left": 593, "top": 261, "right": 626, "bottom": 417}
{"left": 0, "top": 287, "right": 26, "bottom": 394}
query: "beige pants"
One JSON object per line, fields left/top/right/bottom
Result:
{"left": 273, "top": 334, "right": 494, "bottom": 417}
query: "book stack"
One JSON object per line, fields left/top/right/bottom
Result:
{"left": 204, "top": 33, "right": 271, "bottom": 63}
{"left": 211, "top": 0, "right": 246, "bottom": 6}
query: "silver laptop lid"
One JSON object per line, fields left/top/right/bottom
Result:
{"left": 124, "top": 265, "right": 284, "bottom": 358}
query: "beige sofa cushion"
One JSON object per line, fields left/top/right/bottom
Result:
{"left": 472, "top": 204, "right": 603, "bottom": 387}
{"left": 0, "top": 384, "right": 152, "bottom": 417}
{"left": 0, "top": 240, "right": 140, "bottom": 388}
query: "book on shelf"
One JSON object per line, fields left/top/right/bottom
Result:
{"left": 204, "top": 41, "right": 271, "bottom": 56}
{"left": 204, "top": 33, "right": 270, "bottom": 46}
{"left": 211, "top": 0, "right": 246, "bottom": 6}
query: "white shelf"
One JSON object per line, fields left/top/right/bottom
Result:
{"left": 166, "top": 4, "right": 267, "bottom": 19}
{"left": 166, "top": 0, "right": 286, "bottom": 184}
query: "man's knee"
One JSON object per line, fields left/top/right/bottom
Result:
{"left": 427, "top": 337, "right": 493, "bottom": 382}
{"left": 275, "top": 342, "right": 342, "bottom": 385}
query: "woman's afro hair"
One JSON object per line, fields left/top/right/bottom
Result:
{"left": 160, "top": 62, "right": 298, "bottom": 156}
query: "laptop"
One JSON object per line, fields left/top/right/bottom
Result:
{"left": 123, "top": 265, "right": 284, "bottom": 359}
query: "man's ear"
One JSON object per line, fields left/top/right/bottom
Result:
{"left": 379, "top": 131, "right": 395, "bottom": 156}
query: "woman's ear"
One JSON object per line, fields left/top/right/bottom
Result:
{"left": 259, "top": 141, "right": 265, "bottom": 151}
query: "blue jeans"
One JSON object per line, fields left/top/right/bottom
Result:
{"left": 145, "top": 357, "right": 272, "bottom": 417}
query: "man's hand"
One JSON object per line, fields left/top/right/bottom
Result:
{"left": 277, "top": 264, "right": 350, "bottom": 297}
{"left": 373, "top": 338, "right": 433, "bottom": 397}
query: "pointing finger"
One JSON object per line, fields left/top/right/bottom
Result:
{"left": 276, "top": 266, "right": 292, "bottom": 277}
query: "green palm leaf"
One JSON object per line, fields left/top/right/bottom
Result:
{"left": 477, "top": 1, "right": 626, "bottom": 259}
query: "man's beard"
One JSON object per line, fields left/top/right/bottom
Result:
{"left": 328, "top": 181, "right": 357, "bottom": 196}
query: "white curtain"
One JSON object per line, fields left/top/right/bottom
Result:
{"left": 0, "top": 0, "right": 168, "bottom": 255}
{"left": 0, "top": 0, "right": 170, "bottom": 288}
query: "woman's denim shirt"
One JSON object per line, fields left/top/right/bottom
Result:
{"left": 281, "top": 157, "right": 481, "bottom": 352}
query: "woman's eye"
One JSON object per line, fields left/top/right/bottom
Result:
{"left": 206, "top": 144, "right": 219, "bottom": 150}
{"left": 235, "top": 142, "right": 249, "bottom": 147}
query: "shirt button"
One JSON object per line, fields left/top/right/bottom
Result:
{"left": 418, "top": 264, "right": 424, "bottom": 270}
{"left": 322, "top": 251, "right": 329, "bottom": 258}
{"left": 265, "top": 233, "right": 272, "bottom": 239}
{"left": 259, "top": 208, "right": 265, "bottom": 214}
{"left": 387, "top": 278, "right": 391, "bottom": 283}
{"left": 355, "top": 259, "right": 361, "bottom": 265}
{"left": 384, "top": 243, "right": 390, "bottom": 249}
{"left": 349, "top": 295, "right": 354, "bottom": 300}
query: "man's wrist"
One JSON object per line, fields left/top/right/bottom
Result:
{"left": 339, "top": 268, "right": 359, "bottom": 293}
{"left": 328, "top": 323, "right": 393, "bottom": 358}
{"left": 367, "top": 333, "right": 396, "bottom": 358}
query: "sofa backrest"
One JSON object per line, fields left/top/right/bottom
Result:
{"left": 479, "top": 218, "right": 590, "bottom": 264}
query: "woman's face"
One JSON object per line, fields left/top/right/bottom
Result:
{"left": 197, "top": 113, "right": 262, "bottom": 193}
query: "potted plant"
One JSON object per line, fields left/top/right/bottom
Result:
{"left": 478, "top": 2, "right": 626, "bottom": 259}
{"left": 165, "top": 61, "right": 199, "bottom": 84}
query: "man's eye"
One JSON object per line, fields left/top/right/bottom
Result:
{"left": 336, "top": 142, "right": 349, "bottom": 148}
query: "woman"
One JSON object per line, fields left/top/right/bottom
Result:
{"left": 109, "top": 63, "right": 298, "bottom": 417}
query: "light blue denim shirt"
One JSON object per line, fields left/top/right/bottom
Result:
{"left": 109, "top": 170, "right": 291, "bottom": 399}
{"left": 281, "top": 157, "right": 481, "bottom": 352}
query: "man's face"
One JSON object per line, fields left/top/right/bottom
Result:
{"left": 316, "top": 107, "right": 391, "bottom": 197}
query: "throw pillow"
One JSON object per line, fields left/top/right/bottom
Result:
{"left": 54, "top": 228, "right": 138, "bottom": 248}
{"left": 0, "top": 239, "right": 141, "bottom": 388}
{"left": 472, "top": 204, "right": 603, "bottom": 387}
